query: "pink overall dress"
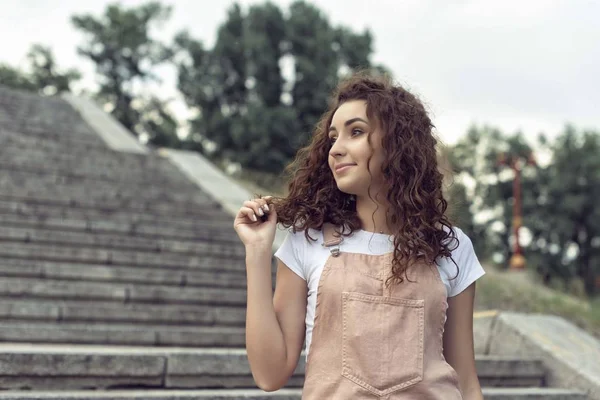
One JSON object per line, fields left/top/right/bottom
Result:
{"left": 302, "top": 224, "right": 463, "bottom": 399}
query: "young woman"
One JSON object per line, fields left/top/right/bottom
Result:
{"left": 234, "top": 71, "right": 485, "bottom": 399}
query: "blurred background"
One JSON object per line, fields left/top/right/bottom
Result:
{"left": 1, "top": 0, "right": 599, "bottom": 334}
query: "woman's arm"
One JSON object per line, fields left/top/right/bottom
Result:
{"left": 245, "top": 252, "right": 307, "bottom": 392}
{"left": 443, "top": 282, "right": 484, "bottom": 400}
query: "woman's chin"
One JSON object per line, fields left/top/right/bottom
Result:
{"left": 335, "top": 184, "right": 357, "bottom": 196}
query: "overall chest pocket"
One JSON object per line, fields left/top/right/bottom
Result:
{"left": 341, "top": 292, "right": 424, "bottom": 396}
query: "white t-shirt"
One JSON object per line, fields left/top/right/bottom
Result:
{"left": 274, "top": 226, "right": 486, "bottom": 359}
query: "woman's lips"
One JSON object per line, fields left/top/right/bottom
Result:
{"left": 335, "top": 165, "right": 354, "bottom": 173}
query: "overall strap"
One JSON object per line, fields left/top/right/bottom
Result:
{"left": 322, "top": 223, "right": 343, "bottom": 257}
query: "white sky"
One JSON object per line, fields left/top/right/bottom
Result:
{"left": 0, "top": 0, "right": 598, "bottom": 145}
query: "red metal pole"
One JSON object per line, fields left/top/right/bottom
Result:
{"left": 510, "top": 159, "right": 525, "bottom": 270}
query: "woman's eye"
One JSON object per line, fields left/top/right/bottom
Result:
{"left": 329, "top": 129, "right": 362, "bottom": 144}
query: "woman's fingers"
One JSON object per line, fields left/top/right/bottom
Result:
{"left": 242, "top": 198, "right": 271, "bottom": 222}
{"left": 238, "top": 206, "right": 256, "bottom": 222}
{"left": 243, "top": 200, "right": 262, "bottom": 219}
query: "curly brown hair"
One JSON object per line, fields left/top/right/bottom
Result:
{"left": 269, "top": 70, "right": 459, "bottom": 287}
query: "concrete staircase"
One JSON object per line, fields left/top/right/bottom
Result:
{"left": 0, "top": 86, "right": 588, "bottom": 399}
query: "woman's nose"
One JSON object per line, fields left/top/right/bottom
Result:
{"left": 329, "top": 138, "right": 345, "bottom": 157}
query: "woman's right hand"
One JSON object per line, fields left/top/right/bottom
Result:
{"left": 233, "top": 196, "right": 278, "bottom": 248}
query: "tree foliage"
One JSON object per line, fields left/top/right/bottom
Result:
{"left": 527, "top": 126, "right": 600, "bottom": 293}
{"left": 174, "top": 1, "right": 377, "bottom": 173}
{"left": 0, "top": 64, "right": 36, "bottom": 92}
{"left": 72, "top": 2, "right": 179, "bottom": 147}
{"left": 0, "top": 45, "right": 80, "bottom": 94}
{"left": 449, "top": 124, "right": 600, "bottom": 295}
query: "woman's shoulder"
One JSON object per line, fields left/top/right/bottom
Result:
{"left": 436, "top": 225, "right": 480, "bottom": 271}
{"left": 440, "top": 225, "right": 472, "bottom": 252}
{"left": 432, "top": 225, "right": 485, "bottom": 296}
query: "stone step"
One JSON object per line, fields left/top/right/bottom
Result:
{"left": 0, "top": 322, "right": 245, "bottom": 346}
{"left": 0, "top": 388, "right": 585, "bottom": 400}
{"left": 0, "top": 345, "right": 517, "bottom": 384}
{"left": 0, "top": 298, "right": 246, "bottom": 326}
{"left": 0, "top": 189, "right": 221, "bottom": 217}
{"left": 480, "top": 388, "right": 587, "bottom": 400}
{"left": 0, "top": 121, "right": 108, "bottom": 149}
{"left": 0, "top": 162, "right": 196, "bottom": 191}
{"left": 0, "top": 390, "right": 304, "bottom": 399}
{"left": 0, "top": 101, "right": 105, "bottom": 147}
{"left": 0, "top": 345, "right": 270, "bottom": 389}
{"left": 0, "top": 121, "right": 105, "bottom": 146}
{"left": 475, "top": 356, "right": 544, "bottom": 387}
{"left": 0, "top": 207, "right": 237, "bottom": 242}
{"left": 0, "top": 143, "right": 195, "bottom": 182}
{"left": 0, "top": 258, "right": 253, "bottom": 288}
{"left": 0, "top": 345, "right": 557, "bottom": 386}
{"left": 0, "top": 175, "right": 212, "bottom": 207}
{"left": 0, "top": 194, "right": 230, "bottom": 223}
{"left": 0, "top": 197, "right": 232, "bottom": 226}
{"left": 0, "top": 225, "right": 246, "bottom": 258}
{"left": 0, "top": 344, "right": 587, "bottom": 398}
{"left": 2, "top": 167, "right": 200, "bottom": 196}
{"left": 0, "top": 85, "right": 86, "bottom": 110}
{"left": 0, "top": 276, "right": 248, "bottom": 305}
{"left": 0, "top": 128, "right": 175, "bottom": 173}
{"left": 0, "top": 126, "right": 107, "bottom": 151}
{"left": 0, "top": 135, "right": 194, "bottom": 191}
{"left": 0, "top": 123, "right": 98, "bottom": 149}
{"left": 0, "top": 143, "right": 206, "bottom": 191}
{"left": 0, "top": 242, "right": 246, "bottom": 272}
{"left": 0, "top": 140, "right": 194, "bottom": 177}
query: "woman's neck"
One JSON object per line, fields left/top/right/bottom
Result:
{"left": 355, "top": 196, "right": 394, "bottom": 234}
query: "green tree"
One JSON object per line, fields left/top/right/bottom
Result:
{"left": 137, "top": 97, "right": 181, "bottom": 148}
{"left": 0, "top": 45, "right": 80, "bottom": 94}
{"left": 246, "top": 3, "right": 286, "bottom": 108}
{"left": 286, "top": 1, "right": 374, "bottom": 148}
{"left": 286, "top": 1, "right": 339, "bottom": 142}
{"left": 527, "top": 126, "right": 600, "bottom": 294}
{"left": 0, "top": 64, "right": 36, "bottom": 91}
{"left": 450, "top": 124, "right": 600, "bottom": 295}
{"left": 242, "top": 2, "right": 300, "bottom": 170}
{"left": 26, "top": 45, "right": 81, "bottom": 95}
{"left": 174, "top": 4, "right": 250, "bottom": 159}
{"left": 448, "top": 125, "right": 540, "bottom": 263}
{"left": 72, "top": 1, "right": 179, "bottom": 147}
{"left": 174, "top": 0, "right": 379, "bottom": 173}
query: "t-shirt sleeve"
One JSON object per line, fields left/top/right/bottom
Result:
{"left": 448, "top": 229, "right": 486, "bottom": 297}
{"left": 274, "top": 229, "right": 306, "bottom": 281}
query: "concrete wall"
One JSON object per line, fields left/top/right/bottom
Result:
{"left": 475, "top": 311, "right": 600, "bottom": 399}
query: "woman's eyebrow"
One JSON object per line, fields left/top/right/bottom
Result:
{"left": 328, "top": 117, "right": 369, "bottom": 132}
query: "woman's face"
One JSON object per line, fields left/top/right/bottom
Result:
{"left": 327, "top": 100, "right": 387, "bottom": 198}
